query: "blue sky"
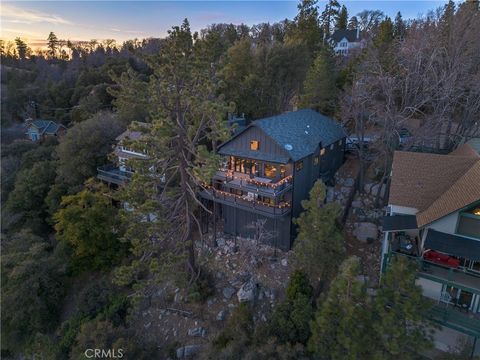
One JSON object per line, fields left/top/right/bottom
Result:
{"left": 1, "top": 1, "right": 447, "bottom": 47}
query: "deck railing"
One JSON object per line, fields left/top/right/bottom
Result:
{"left": 97, "top": 165, "right": 132, "bottom": 185}
{"left": 200, "top": 187, "right": 291, "bottom": 217}
{"left": 214, "top": 170, "right": 293, "bottom": 196}
{"left": 429, "top": 304, "right": 480, "bottom": 337}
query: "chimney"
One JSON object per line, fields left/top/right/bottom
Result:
{"left": 356, "top": 28, "right": 360, "bottom": 40}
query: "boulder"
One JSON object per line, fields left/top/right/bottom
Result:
{"left": 353, "top": 222, "right": 378, "bottom": 242}
{"left": 351, "top": 200, "right": 363, "bottom": 209}
{"left": 188, "top": 327, "right": 207, "bottom": 337}
{"left": 344, "top": 178, "right": 355, "bottom": 187}
{"left": 216, "top": 237, "right": 226, "bottom": 247}
{"left": 174, "top": 293, "right": 182, "bottom": 303}
{"left": 237, "top": 279, "right": 258, "bottom": 302}
{"left": 364, "top": 183, "right": 374, "bottom": 194}
{"left": 370, "top": 183, "right": 386, "bottom": 198}
{"left": 281, "top": 258, "right": 288, "bottom": 267}
{"left": 176, "top": 345, "right": 202, "bottom": 359}
{"left": 326, "top": 187, "right": 335, "bottom": 203}
{"left": 222, "top": 286, "right": 235, "bottom": 300}
{"left": 216, "top": 310, "right": 226, "bottom": 321}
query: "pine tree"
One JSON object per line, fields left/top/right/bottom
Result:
{"left": 335, "top": 5, "right": 348, "bottom": 30}
{"left": 293, "top": 180, "right": 345, "bottom": 288}
{"left": 14, "top": 38, "right": 28, "bottom": 59}
{"left": 320, "top": 0, "right": 340, "bottom": 36}
{"left": 348, "top": 16, "right": 358, "bottom": 30}
{"left": 47, "top": 32, "right": 59, "bottom": 58}
{"left": 54, "top": 180, "right": 126, "bottom": 272}
{"left": 308, "top": 257, "right": 372, "bottom": 359}
{"left": 286, "top": 0, "right": 322, "bottom": 56}
{"left": 267, "top": 270, "right": 314, "bottom": 344}
{"left": 393, "top": 12, "right": 406, "bottom": 39}
{"left": 300, "top": 46, "right": 337, "bottom": 115}
{"left": 112, "top": 20, "right": 229, "bottom": 299}
{"left": 372, "top": 256, "right": 435, "bottom": 359}
{"left": 374, "top": 16, "right": 394, "bottom": 47}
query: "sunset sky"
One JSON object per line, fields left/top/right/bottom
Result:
{"left": 1, "top": 1, "right": 447, "bottom": 48}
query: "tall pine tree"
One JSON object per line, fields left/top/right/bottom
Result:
{"left": 113, "top": 20, "right": 229, "bottom": 299}
{"left": 372, "top": 256, "right": 435, "bottom": 359}
{"left": 293, "top": 180, "right": 345, "bottom": 288}
{"left": 300, "top": 46, "right": 337, "bottom": 115}
{"left": 335, "top": 5, "right": 349, "bottom": 30}
{"left": 309, "top": 257, "right": 372, "bottom": 359}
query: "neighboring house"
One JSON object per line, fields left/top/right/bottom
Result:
{"left": 97, "top": 124, "right": 149, "bottom": 186}
{"left": 25, "top": 119, "right": 66, "bottom": 141}
{"left": 199, "top": 109, "right": 346, "bottom": 250}
{"left": 328, "top": 29, "right": 364, "bottom": 56}
{"left": 381, "top": 143, "right": 480, "bottom": 351}
{"left": 464, "top": 137, "right": 480, "bottom": 155}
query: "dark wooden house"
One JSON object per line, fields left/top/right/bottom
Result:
{"left": 200, "top": 109, "right": 346, "bottom": 250}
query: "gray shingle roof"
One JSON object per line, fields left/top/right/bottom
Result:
{"left": 329, "top": 29, "right": 360, "bottom": 43}
{"left": 252, "top": 109, "right": 346, "bottom": 161}
{"left": 30, "top": 119, "right": 65, "bottom": 135}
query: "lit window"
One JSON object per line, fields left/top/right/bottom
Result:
{"left": 264, "top": 164, "right": 277, "bottom": 178}
{"left": 313, "top": 156, "right": 319, "bottom": 165}
{"left": 320, "top": 148, "right": 326, "bottom": 156}
{"left": 250, "top": 140, "right": 259, "bottom": 151}
{"left": 295, "top": 161, "right": 303, "bottom": 171}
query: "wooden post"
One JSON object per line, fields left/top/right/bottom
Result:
{"left": 213, "top": 201, "right": 217, "bottom": 247}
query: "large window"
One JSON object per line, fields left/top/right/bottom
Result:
{"left": 457, "top": 204, "right": 480, "bottom": 239}
{"left": 232, "top": 158, "right": 257, "bottom": 175}
{"left": 264, "top": 164, "right": 277, "bottom": 178}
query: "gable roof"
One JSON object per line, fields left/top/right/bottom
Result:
{"left": 245, "top": 109, "right": 346, "bottom": 162}
{"left": 389, "top": 144, "right": 480, "bottom": 227}
{"left": 116, "top": 122, "right": 150, "bottom": 142}
{"left": 329, "top": 29, "right": 360, "bottom": 43}
{"left": 29, "top": 119, "right": 66, "bottom": 135}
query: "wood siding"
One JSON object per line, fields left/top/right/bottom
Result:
{"left": 222, "top": 205, "right": 292, "bottom": 250}
{"left": 220, "top": 126, "right": 290, "bottom": 162}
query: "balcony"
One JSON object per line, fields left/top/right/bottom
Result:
{"left": 430, "top": 304, "right": 480, "bottom": 337}
{"left": 199, "top": 186, "right": 291, "bottom": 218}
{"left": 97, "top": 165, "right": 132, "bottom": 185}
{"left": 387, "top": 251, "right": 480, "bottom": 292}
{"left": 213, "top": 170, "right": 293, "bottom": 197}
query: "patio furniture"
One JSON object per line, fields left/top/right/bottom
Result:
{"left": 423, "top": 250, "right": 460, "bottom": 268}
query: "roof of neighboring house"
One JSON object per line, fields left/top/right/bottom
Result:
{"left": 382, "top": 215, "right": 418, "bottom": 231}
{"left": 116, "top": 122, "right": 150, "bottom": 142}
{"left": 389, "top": 143, "right": 480, "bottom": 227}
{"left": 28, "top": 119, "right": 66, "bottom": 135}
{"left": 464, "top": 137, "right": 480, "bottom": 155}
{"left": 329, "top": 29, "right": 360, "bottom": 43}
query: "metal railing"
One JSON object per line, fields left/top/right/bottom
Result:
{"left": 429, "top": 304, "right": 480, "bottom": 337}
{"left": 214, "top": 170, "right": 293, "bottom": 196}
{"left": 97, "top": 165, "right": 132, "bottom": 185}
{"left": 200, "top": 188, "right": 291, "bottom": 217}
